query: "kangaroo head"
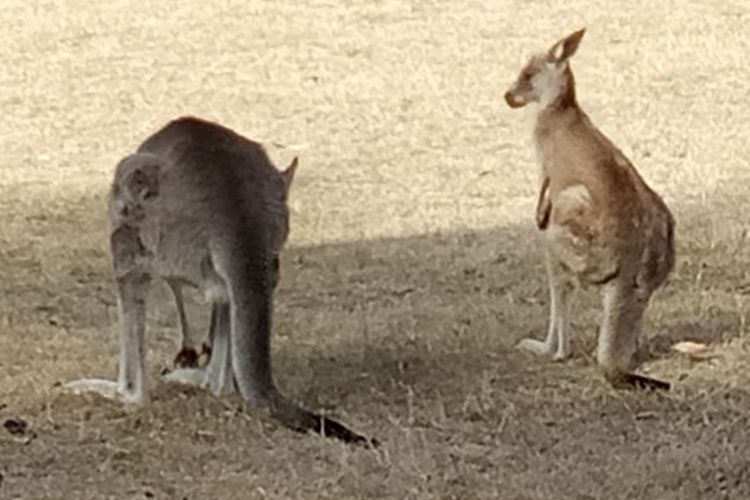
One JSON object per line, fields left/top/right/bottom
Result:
{"left": 114, "top": 156, "right": 160, "bottom": 204}
{"left": 504, "top": 28, "right": 585, "bottom": 109}
{"left": 109, "top": 154, "right": 162, "bottom": 225}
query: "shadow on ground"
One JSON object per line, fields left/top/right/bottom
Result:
{"left": 1, "top": 193, "right": 749, "bottom": 500}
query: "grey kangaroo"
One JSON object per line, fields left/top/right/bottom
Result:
{"left": 67, "top": 117, "right": 372, "bottom": 444}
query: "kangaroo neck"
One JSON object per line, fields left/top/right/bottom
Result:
{"left": 534, "top": 87, "right": 582, "bottom": 141}
{"left": 535, "top": 66, "right": 579, "bottom": 130}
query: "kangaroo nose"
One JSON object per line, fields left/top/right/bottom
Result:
{"left": 504, "top": 91, "right": 523, "bottom": 108}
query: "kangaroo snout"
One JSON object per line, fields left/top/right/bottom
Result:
{"left": 504, "top": 90, "right": 525, "bottom": 108}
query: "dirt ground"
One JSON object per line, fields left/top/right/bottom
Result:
{"left": 1, "top": 1, "right": 749, "bottom": 499}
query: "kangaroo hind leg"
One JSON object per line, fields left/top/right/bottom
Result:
{"left": 596, "top": 277, "right": 669, "bottom": 390}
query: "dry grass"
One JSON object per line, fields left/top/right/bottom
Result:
{"left": 1, "top": 1, "right": 750, "bottom": 499}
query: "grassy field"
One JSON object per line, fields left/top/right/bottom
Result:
{"left": 1, "top": 1, "right": 749, "bottom": 498}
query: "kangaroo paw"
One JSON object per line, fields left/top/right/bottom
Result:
{"left": 174, "top": 347, "right": 200, "bottom": 368}
{"left": 516, "top": 338, "right": 555, "bottom": 356}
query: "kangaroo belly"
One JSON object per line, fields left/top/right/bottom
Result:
{"left": 547, "top": 184, "right": 619, "bottom": 284}
{"left": 551, "top": 185, "right": 592, "bottom": 229}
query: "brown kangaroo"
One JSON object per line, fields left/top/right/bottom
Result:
{"left": 67, "top": 116, "right": 374, "bottom": 444}
{"left": 504, "top": 29, "right": 675, "bottom": 389}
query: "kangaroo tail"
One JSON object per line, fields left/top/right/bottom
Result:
{"left": 606, "top": 371, "right": 671, "bottom": 391}
{"left": 268, "top": 393, "right": 377, "bottom": 446}
{"left": 224, "top": 251, "right": 376, "bottom": 446}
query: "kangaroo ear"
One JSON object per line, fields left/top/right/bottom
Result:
{"left": 548, "top": 28, "right": 586, "bottom": 64}
{"left": 282, "top": 157, "right": 298, "bottom": 190}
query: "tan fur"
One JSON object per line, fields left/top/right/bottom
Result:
{"left": 506, "top": 29, "right": 675, "bottom": 385}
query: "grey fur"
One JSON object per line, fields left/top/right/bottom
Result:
{"left": 67, "top": 117, "right": 371, "bottom": 444}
